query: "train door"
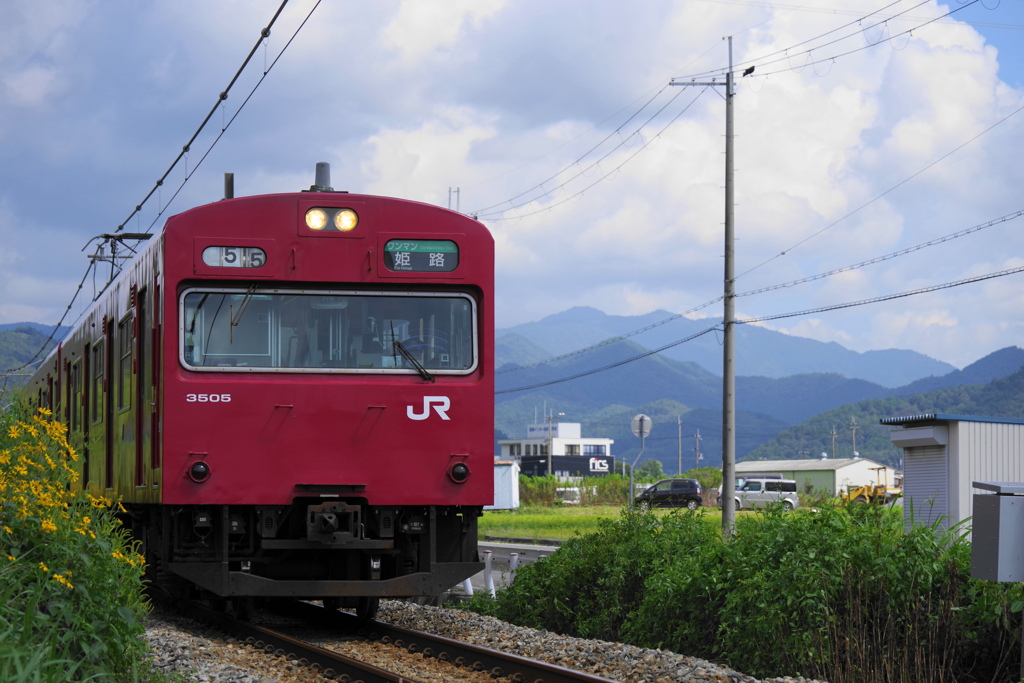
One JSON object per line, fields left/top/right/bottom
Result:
{"left": 90, "top": 337, "right": 106, "bottom": 488}
{"left": 81, "top": 348, "right": 90, "bottom": 486}
{"left": 150, "top": 282, "right": 161, "bottom": 471}
{"left": 135, "top": 286, "right": 151, "bottom": 486}
{"left": 105, "top": 317, "right": 117, "bottom": 489}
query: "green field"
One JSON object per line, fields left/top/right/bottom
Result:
{"left": 480, "top": 504, "right": 726, "bottom": 541}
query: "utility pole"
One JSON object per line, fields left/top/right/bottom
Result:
{"left": 671, "top": 36, "right": 737, "bottom": 536}
{"left": 546, "top": 410, "right": 564, "bottom": 476}
{"left": 677, "top": 416, "right": 683, "bottom": 475}
{"left": 850, "top": 417, "right": 858, "bottom": 456}
{"left": 831, "top": 425, "right": 838, "bottom": 459}
{"left": 695, "top": 429, "right": 703, "bottom": 468}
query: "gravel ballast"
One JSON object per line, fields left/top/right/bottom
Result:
{"left": 144, "top": 599, "right": 827, "bottom": 683}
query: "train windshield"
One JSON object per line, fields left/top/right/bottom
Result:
{"left": 180, "top": 288, "right": 477, "bottom": 374}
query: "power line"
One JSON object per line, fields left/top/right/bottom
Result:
{"left": 12, "top": 1, "right": 320, "bottom": 374}
{"left": 496, "top": 260, "right": 1024, "bottom": 394}
{"left": 474, "top": 87, "right": 709, "bottom": 220}
{"left": 735, "top": 208, "right": 1024, "bottom": 298}
{"left": 496, "top": 325, "right": 720, "bottom": 394}
{"left": 738, "top": 262, "right": 1024, "bottom": 325}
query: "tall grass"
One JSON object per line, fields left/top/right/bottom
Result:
{"left": 0, "top": 406, "right": 154, "bottom": 681}
{"left": 465, "top": 504, "right": 1024, "bottom": 682}
{"left": 518, "top": 474, "right": 635, "bottom": 506}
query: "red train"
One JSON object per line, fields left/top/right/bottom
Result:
{"left": 24, "top": 165, "right": 494, "bottom": 618}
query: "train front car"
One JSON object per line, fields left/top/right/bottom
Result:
{"left": 155, "top": 188, "right": 493, "bottom": 615}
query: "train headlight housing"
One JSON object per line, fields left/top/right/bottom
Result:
{"left": 189, "top": 461, "right": 211, "bottom": 483}
{"left": 304, "top": 207, "right": 359, "bottom": 232}
{"left": 448, "top": 462, "right": 471, "bottom": 484}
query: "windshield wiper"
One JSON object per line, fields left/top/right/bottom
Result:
{"left": 393, "top": 338, "right": 435, "bottom": 382}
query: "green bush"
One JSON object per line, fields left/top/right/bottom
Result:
{"left": 467, "top": 504, "right": 1024, "bottom": 682}
{"left": 0, "top": 407, "right": 153, "bottom": 681}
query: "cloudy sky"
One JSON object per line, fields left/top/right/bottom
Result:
{"left": 2, "top": 0, "right": 1023, "bottom": 369}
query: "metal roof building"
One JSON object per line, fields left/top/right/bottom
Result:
{"left": 735, "top": 458, "right": 898, "bottom": 495}
{"left": 882, "top": 413, "right": 1024, "bottom": 533}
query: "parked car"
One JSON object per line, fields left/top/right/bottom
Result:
{"left": 716, "top": 472, "right": 782, "bottom": 498}
{"left": 721, "top": 478, "right": 799, "bottom": 511}
{"left": 635, "top": 478, "right": 703, "bottom": 510}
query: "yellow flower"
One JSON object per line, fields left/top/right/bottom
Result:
{"left": 38, "top": 408, "right": 52, "bottom": 416}
{"left": 40, "top": 519, "right": 57, "bottom": 533}
{"left": 7, "top": 555, "right": 16, "bottom": 562}
{"left": 52, "top": 573, "right": 74, "bottom": 589}
{"left": 2, "top": 526, "right": 11, "bottom": 534}
{"left": 38, "top": 562, "right": 49, "bottom": 573}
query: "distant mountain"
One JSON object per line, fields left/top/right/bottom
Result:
{"left": 496, "top": 308, "right": 1024, "bottom": 474}
{"left": 0, "top": 322, "right": 67, "bottom": 338}
{"left": 892, "top": 346, "right": 1024, "bottom": 396}
{"left": 746, "top": 362, "right": 1024, "bottom": 469}
{"left": 495, "top": 337, "right": 790, "bottom": 469}
{"left": 498, "top": 306, "right": 955, "bottom": 387}
{"left": 0, "top": 326, "right": 59, "bottom": 395}
{"left": 495, "top": 332, "right": 552, "bottom": 370}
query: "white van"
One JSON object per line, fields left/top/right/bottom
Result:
{"left": 730, "top": 478, "right": 800, "bottom": 511}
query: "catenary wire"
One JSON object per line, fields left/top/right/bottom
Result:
{"left": 9, "top": 1, "right": 316, "bottom": 373}
{"left": 496, "top": 262, "right": 1024, "bottom": 394}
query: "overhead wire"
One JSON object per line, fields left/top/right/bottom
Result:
{"left": 474, "top": 86, "right": 709, "bottom": 220}
{"left": 497, "top": 258, "right": 1024, "bottom": 394}
{"left": 493, "top": 0, "right": 1015, "bottom": 385}
{"left": 10, "top": 0, "right": 319, "bottom": 374}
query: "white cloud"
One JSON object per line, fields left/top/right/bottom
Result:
{"left": 381, "top": 0, "right": 507, "bottom": 66}
{"left": 1, "top": 0, "right": 1023, "bottom": 372}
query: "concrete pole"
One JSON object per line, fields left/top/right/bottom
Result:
{"left": 720, "top": 36, "right": 737, "bottom": 538}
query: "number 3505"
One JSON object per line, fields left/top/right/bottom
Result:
{"left": 186, "top": 394, "right": 231, "bottom": 403}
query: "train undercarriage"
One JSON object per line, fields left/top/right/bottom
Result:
{"left": 128, "top": 500, "right": 483, "bottom": 620}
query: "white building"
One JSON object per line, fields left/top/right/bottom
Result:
{"left": 498, "top": 422, "right": 614, "bottom": 478}
{"left": 883, "top": 413, "right": 1024, "bottom": 533}
{"left": 735, "top": 458, "right": 899, "bottom": 495}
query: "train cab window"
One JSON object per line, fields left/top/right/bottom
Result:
{"left": 180, "top": 288, "right": 478, "bottom": 375}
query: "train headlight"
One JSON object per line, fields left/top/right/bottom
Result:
{"left": 334, "top": 208, "right": 358, "bottom": 231}
{"left": 305, "top": 207, "right": 359, "bottom": 232}
{"left": 189, "top": 461, "right": 211, "bottom": 483}
{"left": 448, "top": 462, "right": 471, "bottom": 483}
{"left": 305, "top": 208, "right": 329, "bottom": 230}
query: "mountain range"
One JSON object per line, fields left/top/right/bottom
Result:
{"left": 4, "top": 314, "right": 1024, "bottom": 474}
{"left": 496, "top": 307, "right": 1024, "bottom": 472}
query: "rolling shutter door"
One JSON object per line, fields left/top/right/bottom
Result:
{"left": 903, "top": 445, "right": 948, "bottom": 529}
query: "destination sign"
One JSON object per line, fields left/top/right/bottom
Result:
{"left": 384, "top": 240, "right": 459, "bottom": 272}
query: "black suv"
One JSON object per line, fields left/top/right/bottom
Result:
{"left": 635, "top": 478, "right": 703, "bottom": 510}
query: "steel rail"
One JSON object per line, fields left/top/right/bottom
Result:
{"left": 289, "top": 601, "right": 618, "bottom": 683}
{"left": 176, "top": 599, "right": 424, "bottom": 683}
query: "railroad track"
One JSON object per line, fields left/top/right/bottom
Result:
{"left": 176, "top": 598, "right": 618, "bottom": 683}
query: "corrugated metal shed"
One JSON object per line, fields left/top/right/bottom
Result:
{"left": 884, "top": 414, "right": 1024, "bottom": 535}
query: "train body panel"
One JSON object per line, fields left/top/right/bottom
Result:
{"left": 24, "top": 179, "right": 494, "bottom": 607}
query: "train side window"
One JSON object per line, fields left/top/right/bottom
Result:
{"left": 118, "top": 315, "right": 133, "bottom": 410}
{"left": 91, "top": 341, "right": 105, "bottom": 423}
{"left": 70, "top": 360, "right": 83, "bottom": 433}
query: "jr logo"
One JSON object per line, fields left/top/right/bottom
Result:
{"left": 407, "top": 396, "right": 451, "bottom": 421}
